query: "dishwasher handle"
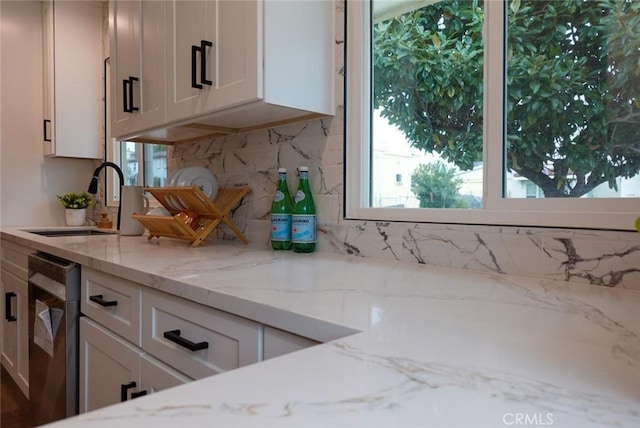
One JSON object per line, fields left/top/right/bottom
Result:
{"left": 28, "top": 252, "right": 77, "bottom": 285}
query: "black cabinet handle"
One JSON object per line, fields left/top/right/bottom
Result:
{"left": 122, "top": 79, "right": 130, "bottom": 112}
{"left": 200, "top": 40, "right": 213, "bottom": 86}
{"left": 43, "top": 119, "right": 51, "bottom": 142}
{"left": 163, "top": 329, "right": 208, "bottom": 352}
{"left": 131, "top": 390, "right": 147, "bottom": 399}
{"left": 128, "top": 76, "right": 139, "bottom": 112}
{"left": 122, "top": 77, "right": 139, "bottom": 113}
{"left": 89, "top": 294, "right": 117, "bottom": 307}
{"left": 5, "top": 292, "right": 17, "bottom": 322}
{"left": 191, "top": 45, "right": 202, "bottom": 89}
{"left": 120, "top": 381, "right": 136, "bottom": 402}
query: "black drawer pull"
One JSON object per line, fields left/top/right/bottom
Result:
{"left": 89, "top": 294, "right": 117, "bottom": 307}
{"left": 131, "top": 390, "right": 147, "bottom": 399}
{"left": 120, "top": 381, "right": 136, "bottom": 402}
{"left": 5, "top": 292, "right": 17, "bottom": 322}
{"left": 163, "top": 329, "right": 208, "bottom": 352}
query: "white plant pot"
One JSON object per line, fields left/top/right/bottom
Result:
{"left": 65, "top": 208, "right": 87, "bottom": 226}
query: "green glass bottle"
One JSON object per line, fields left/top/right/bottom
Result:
{"left": 271, "top": 168, "right": 293, "bottom": 250}
{"left": 292, "top": 166, "right": 316, "bottom": 253}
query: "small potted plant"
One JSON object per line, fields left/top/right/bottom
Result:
{"left": 57, "top": 192, "right": 93, "bottom": 226}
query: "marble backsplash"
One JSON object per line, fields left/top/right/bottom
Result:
{"left": 166, "top": 1, "right": 640, "bottom": 291}
{"left": 167, "top": 113, "right": 640, "bottom": 292}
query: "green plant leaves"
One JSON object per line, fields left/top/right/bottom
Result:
{"left": 57, "top": 192, "right": 93, "bottom": 209}
{"left": 373, "top": 0, "right": 640, "bottom": 198}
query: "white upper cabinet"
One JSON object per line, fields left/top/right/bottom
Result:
{"left": 110, "top": 0, "right": 334, "bottom": 143}
{"left": 42, "top": 0, "right": 102, "bottom": 159}
{"left": 110, "top": 0, "right": 166, "bottom": 138}
{"left": 165, "top": 0, "right": 259, "bottom": 121}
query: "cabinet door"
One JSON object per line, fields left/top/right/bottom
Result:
{"left": 79, "top": 317, "right": 144, "bottom": 413}
{"left": 165, "top": 0, "right": 260, "bottom": 122}
{"left": 42, "top": 0, "right": 102, "bottom": 159}
{"left": 0, "top": 269, "right": 29, "bottom": 397}
{"left": 140, "top": 353, "right": 191, "bottom": 394}
{"left": 110, "top": 0, "right": 166, "bottom": 138}
{"left": 42, "top": 0, "right": 55, "bottom": 153}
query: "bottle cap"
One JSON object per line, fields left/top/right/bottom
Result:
{"left": 278, "top": 168, "right": 287, "bottom": 173}
{"left": 299, "top": 166, "right": 309, "bottom": 172}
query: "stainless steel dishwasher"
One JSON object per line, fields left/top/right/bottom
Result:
{"left": 28, "top": 251, "right": 80, "bottom": 426}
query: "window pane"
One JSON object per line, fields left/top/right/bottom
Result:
{"left": 371, "top": 0, "right": 484, "bottom": 209}
{"left": 505, "top": 0, "right": 640, "bottom": 199}
{"left": 143, "top": 144, "right": 167, "bottom": 187}
{"left": 120, "top": 142, "right": 168, "bottom": 188}
{"left": 121, "top": 142, "right": 140, "bottom": 186}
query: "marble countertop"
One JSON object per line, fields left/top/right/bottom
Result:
{"left": 2, "top": 227, "right": 639, "bottom": 428}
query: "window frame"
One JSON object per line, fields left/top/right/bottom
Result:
{"left": 345, "top": 0, "right": 640, "bottom": 231}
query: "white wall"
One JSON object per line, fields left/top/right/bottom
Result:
{"left": 0, "top": 1, "right": 95, "bottom": 227}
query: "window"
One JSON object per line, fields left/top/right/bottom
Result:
{"left": 346, "top": 0, "right": 640, "bottom": 230}
{"left": 105, "top": 140, "right": 167, "bottom": 206}
{"left": 120, "top": 142, "right": 167, "bottom": 188}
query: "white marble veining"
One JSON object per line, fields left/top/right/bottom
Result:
{"left": 2, "top": 227, "right": 639, "bottom": 428}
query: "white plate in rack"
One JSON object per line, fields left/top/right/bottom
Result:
{"left": 176, "top": 166, "right": 218, "bottom": 200}
{"left": 168, "top": 168, "right": 186, "bottom": 186}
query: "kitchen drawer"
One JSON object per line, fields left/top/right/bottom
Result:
{"left": 263, "top": 326, "right": 320, "bottom": 360}
{"left": 81, "top": 268, "right": 142, "bottom": 345}
{"left": 142, "top": 287, "right": 260, "bottom": 380}
{"left": 1, "top": 239, "right": 30, "bottom": 280}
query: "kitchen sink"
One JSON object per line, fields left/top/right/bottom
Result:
{"left": 23, "top": 229, "right": 117, "bottom": 237}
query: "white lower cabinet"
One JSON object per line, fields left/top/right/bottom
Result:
{"left": 79, "top": 317, "right": 143, "bottom": 413}
{"left": 1, "top": 269, "right": 29, "bottom": 397}
{"left": 80, "top": 267, "right": 321, "bottom": 413}
{"left": 80, "top": 268, "right": 193, "bottom": 413}
{"left": 79, "top": 317, "right": 190, "bottom": 413}
{"left": 1, "top": 239, "right": 31, "bottom": 398}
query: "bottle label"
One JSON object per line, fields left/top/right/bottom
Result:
{"left": 292, "top": 214, "right": 316, "bottom": 243}
{"left": 271, "top": 214, "right": 291, "bottom": 241}
{"left": 273, "top": 190, "right": 285, "bottom": 203}
{"left": 295, "top": 190, "right": 305, "bottom": 203}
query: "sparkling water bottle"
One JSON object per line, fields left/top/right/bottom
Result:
{"left": 270, "top": 168, "right": 293, "bottom": 250}
{"left": 292, "top": 166, "right": 316, "bottom": 253}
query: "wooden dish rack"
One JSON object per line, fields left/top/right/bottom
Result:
{"left": 130, "top": 186, "right": 251, "bottom": 247}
